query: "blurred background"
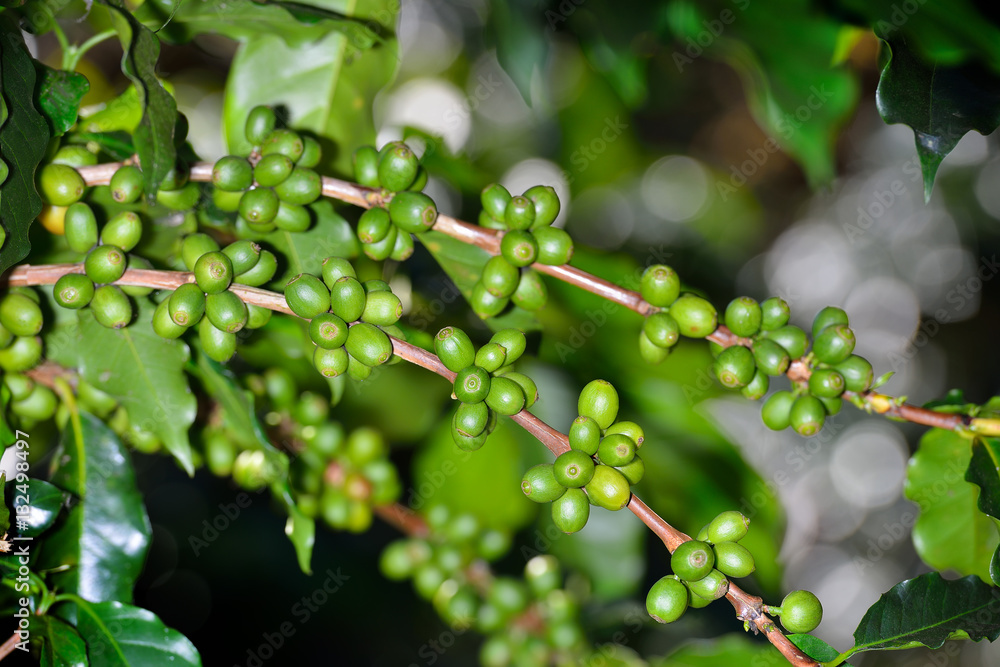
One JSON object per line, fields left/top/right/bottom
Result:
{"left": 15, "top": 0, "right": 1000, "bottom": 665}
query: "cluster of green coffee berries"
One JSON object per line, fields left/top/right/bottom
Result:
{"left": 646, "top": 510, "right": 756, "bottom": 623}
{"left": 284, "top": 256, "right": 405, "bottom": 381}
{"left": 352, "top": 141, "right": 437, "bottom": 260}
{"left": 470, "top": 183, "right": 569, "bottom": 318}
{"left": 433, "top": 326, "right": 537, "bottom": 450}
{"left": 211, "top": 106, "right": 323, "bottom": 234}
{"left": 150, "top": 234, "right": 274, "bottom": 361}
{"left": 637, "top": 264, "right": 717, "bottom": 364}
{"left": 0, "top": 288, "right": 55, "bottom": 427}
{"left": 521, "top": 380, "right": 645, "bottom": 534}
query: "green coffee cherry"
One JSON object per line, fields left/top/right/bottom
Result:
{"left": 790, "top": 395, "right": 826, "bottom": 436}
{"left": 479, "top": 210, "right": 505, "bottom": 230}
{"left": 0, "top": 293, "right": 43, "bottom": 337}
{"left": 481, "top": 183, "right": 511, "bottom": 222}
{"left": 615, "top": 454, "right": 645, "bottom": 485}
{"left": 4, "top": 374, "right": 34, "bottom": 402}
{"left": 474, "top": 343, "right": 507, "bottom": 373}
{"left": 65, "top": 203, "right": 98, "bottom": 252}
{"left": 752, "top": 338, "right": 790, "bottom": 376}
{"left": 812, "top": 306, "right": 849, "bottom": 338}
{"left": 598, "top": 433, "right": 636, "bottom": 467}
{"left": 512, "top": 269, "right": 548, "bottom": 311}
{"left": 357, "top": 207, "right": 392, "bottom": 245}
{"left": 646, "top": 576, "right": 688, "bottom": 623}
{"left": 763, "top": 325, "right": 809, "bottom": 360}
{"left": 298, "top": 136, "right": 322, "bottom": 168}
{"left": 500, "top": 371, "right": 538, "bottom": 409}
{"left": 206, "top": 291, "right": 248, "bottom": 333}
{"left": 353, "top": 146, "right": 381, "bottom": 188}
{"left": 670, "top": 295, "right": 718, "bottom": 338}
{"left": 809, "top": 368, "right": 846, "bottom": 398}
{"left": 760, "top": 297, "right": 790, "bottom": 331}
{"left": 638, "top": 330, "right": 670, "bottom": 364}
{"left": 390, "top": 230, "right": 415, "bottom": 261}
{"left": 452, "top": 424, "right": 489, "bottom": 451}
{"left": 578, "top": 379, "right": 619, "bottom": 430}
{"left": 262, "top": 128, "right": 305, "bottom": 162}
{"left": 533, "top": 226, "right": 573, "bottom": 265}
{"left": 313, "top": 346, "right": 349, "bottom": 378}
{"left": 156, "top": 183, "right": 201, "bottom": 210}
{"left": 433, "top": 327, "right": 475, "bottom": 373}
{"left": 813, "top": 324, "right": 856, "bottom": 364}
{"left": 741, "top": 370, "right": 769, "bottom": 400}
{"left": 330, "top": 276, "right": 366, "bottom": 322}
{"left": 285, "top": 274, "right": 331, "bottom": 319}
{"left": 39, "top": 164, "right": 86, "bottom": 206}
{"left": 713, "top": 345, "right": 756, "bottom": 389}
{"left": 485, "top": 375, "right": 525, "bottom": 416}
{"left": 552, "top": 488, "right": 590, "bottom": 534}
{"left": 223, "top": 241, "right": 261, "bottom": 276}
{"left": 204, "top": 431, "right": 237, "bottom": 477}
{"left": 0, "top": 336, "right": 42, "bottom": 372}
{"left": 490, "top": 329, "right": 526, "bottom": 364}
{"left": 0, "top": 322, "right": 13, "bottom": 351}
{"left": 52, "top": 145, "right": 97, "bottom": 167}
{"left": 273, "top": 201, "right": 311, "bottom": 233}
{"left": 346, "top": 322, "right": 393, "bottom": 366}
{"left": 254, "top": 153, "right": 294, "bottom": 187}
{"left": 245, "top": 105, "right": 277, "bottom": 145}
{"left": 321, "top": 257, "right": 357, "bottom": 287}
{"left": 239, "top": 187, "right": 280, "bottom": 225}
{"left": 194, "top": 251, "right": 234, "bottom": 294}
{"left": 245, "top": 303, "right": 272, "bottom": 329}
{"left": 454, "top": 365, "right": 491, "bottom": 403}
{"left": 101, "top": 211, "right": 143, "bottom": 253}
{"left": 500, "top": 230, "right": 538, "bottom": 267}
{"left": 819, "top": 395, "right": 842, "bottom": 416}
{"left": 569, "top": 416, "right": 601, "bottom": 455}
{"left": 521, "top": 463, "right": 566, "bottom": 503}
{"left": 169, "top": 283, "right": 206, "bottom": 327}
{"left": 761, "top": 390, "right": 795, "bottom": 430}
{"left": 553, "top": 450, "right": 596, "bottom": 488}
{"left": 361, "top": 291, "right": 402, "bottom": 327}
{"left": 481, "top": 256, "right": 519, "bottom": 298}
{"left": 85, "top": 245, "right": 127, "bottom": 284}
{"left": 110, "top": 165, "right": 143, "bottom": 203}
{"left": 91, "top": 285, "right": 132, "bottom": 329}
{"left": 641, "top": 265, "right": 680, "bottom": 307}
{"left": 686, "top": 569, "right": 729, "bottom": 601}
{"left": 606, "top": 421, "right": 644, "bottom": 447}
{"left": 504, "top": 196, "right": 535, "bottom": 231}
{"left": 12, "top": 385, "right": 57, "bottom": 421}
{"left": 523, "top": 185, "right": 560, "bottom": 228}
{"left": 388, "top": 191, "right": 437, "bottom": 233}
{"left": 708, "top": 510, "right": 750, "bottom": 543}
{"left": 584, "top": 464, "right": 631, "bottom": 511}
{"left": 377, "top": 142, "right": 419, "bottom": 191}
{"left": 160, "top": 162, "right": 189, "bottom": 191}
{"left": 363, "top": 279, "right": 391, "bottom": 294}
{"left": 455, "top": 400, "right": 490, "bottom": 437}
{"left": 362, "top": 224, "right": 398, "bottom": 261}
{"left": 152, "top": 299, "right": 187, "bottom": 339}
{"left": 212, "top": 156, "right": 253, "bottom": 191}
{"left": 778, "top": 590, "right": 823, "bottom": 634}
{"left": 724, "top": 297, "right": 762, "bottom": 337}
{"left": 834, "top": 354, "right": 874, "bottom": 393}
{"left": 53, "top": 274, "right": 94, "bottom": 309}
{"left": 181, "top": 233, "right": 221, "bottom": 271}
{"left": 471, "top": 282, "right": 508, "bottom": 319}
{"left": 275, "top": 167, "right": 321, "bottom": 205}
{"left": 671, "top": 540, "right": 715, "bottom": 581}
{"left": 235, "top": 249, "right": 277, "bottom": 287}
{"left": 643, "top": 312, "right": 680, "bottom": 349}
{"left": 199, "top": 318, "right": 237, "bottom": 362}
{"left": 713, "top": 541, "right": 755, "bottom": 578}
{"left": 309, "top": 313, "right": 349, "bottom": 349}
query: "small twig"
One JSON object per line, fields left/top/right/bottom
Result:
{"left": 0, "top": 632, "right": 20, "bottom": 661}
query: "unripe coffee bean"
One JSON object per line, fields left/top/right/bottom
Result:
{"left": 168, "top": 283, "right": 206, "bottom": 327}
{"left": 671, "top": 540, "right": 715, "bottom": 581}
{"left": 511, "top": 269, "right": 547, "bottom": 311}
{"left": 309, "top": 313, "right": 349, "bottom": 349}
{"left": 358, "top": 207, "right": 392, "bottom": 245}
{"left": 234, "top": 249, "right": 277, "bottom": 286}
{"left": 504, "top": 196, "right": 535, "bottom": 231}
{"left": 239, "top": 187, "right": 280, "bottom": 225}
{"left": 53, "top": 274, "right": 94, "bottom": 310}
{"left": 485, "top": 375, "right": 525, "bottom": 416}
{"left": 521, "top": 463, "right": 566, "bottom": 503}
{"left": 181, "top": 233, "right": 220, "bottom": 271}
{"left": 577, "top": 379, "right": 619, "bottom": 429}
{"left": 533, "top": 227, "right": 573, "bottom": 266}
{"left": 644, "top": 312, "right": 680, "bottom": 348}
{"left": 553, "top": 450, "right": 596, "bottom": 488}
{"left": 194, "top": 251, "right": 234, "bottom": 294}
{"left": 524, "top": 185, "right": 560, "bottom": 229}
{"left": 353, "top": 145, "right": 380, "bottom": 188}
{"left": 779, "top": 590, "right": 823, "bottom": 634}
{"left": 261, "top": 128, "right": 305, "bottom": 162}
{"left": 638, "top": 331, "right": 670, "bottom": 364}
{"left": 0, "top": 293, "right": 43, "bottom": 336}
{"left": 490, "top": 328, "right": 526, "bottom": 364}
{"left": 481, "top": 255, "right": 519, "bottom": 298}
{"left": 500, "top": 371, "right": 538, "bottom": 409}
{"left": 330, "top": 276, "right": 366, "bottom": 322}
{"left": 39, "top": 163, "right": 86, "bottom": 206}
{"left": 760, "top": 296, "right": 790, "bottom": 330}
{"left": 481, "top": 183, "right": 511, "bottom": 222}
{"left": 152, "top": 299, "right": 187, "bottom": 339}
{"left": 313, "top": 346, "right": 349, "bottom": 378}
{"left": 223, "top": 240, "right": 261, "bottom": 276}
{"left": 763, "top": 325, "right": 809, "bottom": 360}
{"left": 615, "top": 454, "right": 645, "bottom": 485}
{"left": 646, "top": 576, "right": 688, "bottom": 623}
{"left": 206, "top": 291, "right": 248, "bottom": 333}
{"left": 212, "top": 155, "right": 253, "bottom": 191}
{"left": 0, "top": 336, "right": 42, "bottom": 372}
{"left": 322, "top": 256, "right": 357, "bottom": 287}
{"left": 388, "top": 191, "right": 437, "bottom": 233}
{"left": 811, "top": 306, "right": 849, "bottom": 339}
{"left": 500, "top": 230, "right": 538, "bottom": 267}
{"left": 752, "top": 338, "right": 790, "bottom": 376}
{"left": 110, "top": 165, "right": 143, "bottom": 203}
{"left": 569, "top": 416, "right": 601, "bottom": 455}
{"left": 361, "top": 290, "right": 402, "bottom": 327}
{"left": 434, "top": 327, "right": 475, "bottom": 372}
{"left": 598, "top": 433, "right": 636, "bottom": 467}
{"left": 377, "top": 141, "right": 419, "bottom": 191}
{"left": 455, "top": 400, "right": 490, "bottom": 437}
{"left": 687, "top": 569, "right": 729, "bottom": 600}
{"left": 275, "top": 167, "right": 321, "bottom": 205}
{"left": 551, "top": 488, "right": 590, "bottom": 534}
{"left": 245, "top": 105, "right": 276, "bottom": 145}
{"left": 254, "top": 153, "right": 294, "bottom": 187}
{"left": 761, "top": 390, "right": 795, "bottom": 431}
{"left": 833, "top": 354, "right": 874, "bottom": 393}
{"left": 640, "top": 265, "right": 680, "bottom": 307}
{"left": 724, "top": 297, "right": 762, "bottom": 337}
{"left": 713, "top": 345, "right": 756, "bottom": 388}
{"left": 813, "top": 324, "right": 856, "bottom": 364}
{"left": 85, "top": 245, "right": 127, "bottom": 284}
{"left": 474, "top": 343, "right": 507, "bottom": 373}
{"left": 584, "top": 465, "right": 630, "bottom": 511}
{"left": 670, "top": 294, "right": 718, "bottom": 338}
{"left": 199, "top": 318, "right": 237, "bottom": 362}
{"left": 809, "top": 368, "right": 846, "bottom": 398}
{"left": 454, "top": 365, "right": 491, "bottom": 403}
{"left": 346, "top": 322, "right": 393, "bottom": 366}
{"left": 91, "top": 285, "right": 132, "bottom": 329}
{"left": 790, "top": 395, "right": 826, "bottom": 436}
{"left": 273, "top": 201, "right": 311, "bottom": 232}
{"left": 65, "top": 203, "right": 98, "bottom": 252}
{"left": 741, "top": 370, "right": 769, "bottom": 400}
{"left": 713, "top": 541, "right": 755, "bottom": 578}
{"left": 101, "top": 211, "right": 142, "bottom": 252}
{"left": 285, "top": 273, "right": 331, "bottom": 319}
{"left": 471, "top": 282, "right": 508, "bottom": 319}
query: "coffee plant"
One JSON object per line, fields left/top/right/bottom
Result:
{"left": 1, "top": 0, "right": 1000, "bottom": 665}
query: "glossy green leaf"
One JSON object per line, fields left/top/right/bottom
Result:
{"left": 876, "top": 34, "right": 1000, "bottom": 201}
{"left": 850, "top": 573, "right": 1000, "bottom": 654}
{"left": 905, "top": 428, "right": 998, "bottom": 582}
{"left": 991, "top": 544, "right": 1000, "bottom": 587}
{"left": 46, "top": 302, "right": 197, "bottom": 475}
{"left": 223, "top": 0, "right": 399, "bottom": 176}
{"left": 100, "top": 0, "right": 178, "bottom": 195}
{"left": 75, "top": 599, "right": 201, "bottom": 666}
{"left": 38, "top": 413, "right": 151, "bottom": 603}
{"left": 79, "top": 85, "right": 145, "bottom": 134}
{"left": 655, "top": 634, "right": 788, "bottom": 665}
{"left": 34, "top": 64, "right": 89, "bottom": 136}
{"left": 32, "top": 615, "right": 87, "bottom": 667}
{"left": 967, "top": 437, "right": 1000, "bottom": 520}
{"left": 0, "top": 20, "right": 50, "bottom": 274}
{"left": 787, "top": 634, "right": 841, "bottom": 662}
{"left": 193, "top": 352, "right": 275, "bottom": 453}
{"left": 6, "top": 478, "right": 69, "bottom": 538}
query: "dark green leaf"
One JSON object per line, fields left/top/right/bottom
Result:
{"left": 45, "top": 302, "right": 197, "bottom": 475}
{"left": 193, "top": 351, "right": 275, "bottom": 452}
{"left": 0, "top": 20, "right": 50, "bottom": 274}
{"left": 851, "top": 573, "right": 1000, "bottom": 654}
{"left": 0, "top": 472, "right": 8, "bottom": 536}
{"left": 222, "top": 0, "right": 399, "bottom": 176}
{"left": 38, "top": 412, "right": 151, "bottom": 603}
{"left": 75, "top": 600, "right": 201, "bottom": 666}
{"left": 991, "top": 544, "right": 1000, "bottom": 587}
{"left": 34, "top": 64, "right": 89, "bottom": 136}
{"left": 489, "top": 0, "right": 547, "bottom": 104}
{"left": 0, "top": 386, "right": 15, "bottom": 448}
{"left": 967, "top": 437, "right": 1000, "bottom": 520}
{"left": 32, "top": 615, "right": 87, "bottom": 667}
{"left": 876, "top": 33, "right": 1000, "bottom": 201}
{"left": 787, "top": 634, "right": 841, "bottom": 662}
{"left": 6, "top": 478, "right": 69, "bottom": 538}
{"left": 905, "top": 428, "right": 997, "bottom": 582}
{"left": 100, "top": 0, "right": 178, "bottom": 195}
